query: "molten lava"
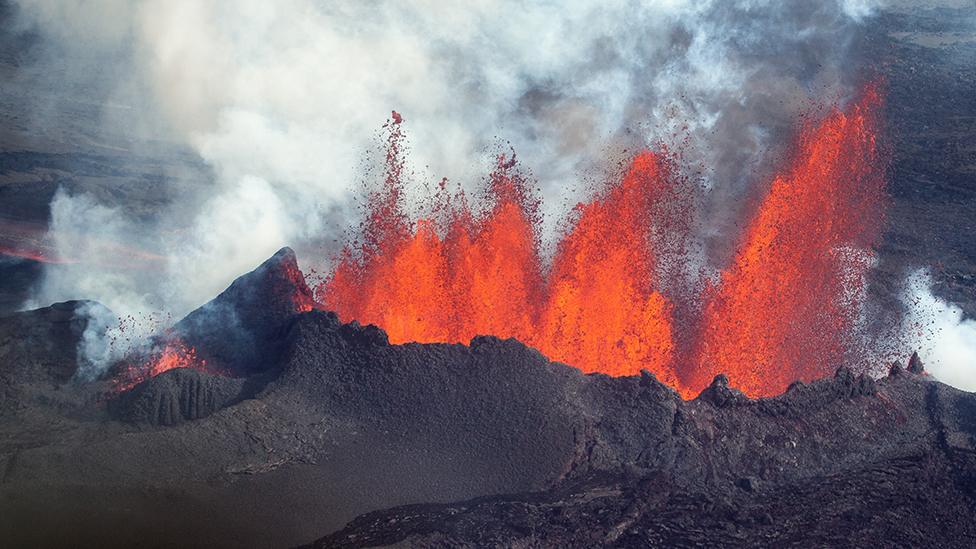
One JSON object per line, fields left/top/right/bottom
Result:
{"left": 690, "top": 85, "right": 886, "bottom": 396}
{"left": 534, "top": 152, "right": 676, "bottom": 385}
{"left": 317, "top": 85, "right": 886, "bottom": 399}
{"left": 319, "top": 115, "right": 685, "bottom": 391}
{"left": 0, "top": 245, "right": 77, "bottom": 264}
{"left": 324, "top": 156, "right": 547, "bottom": 346}
{"left": 0, "top": 218, "right": 166, "bottom": 267}
{"left": 112, "top": 339, "right": 208, "bottom": 393}
{"left": 282, "top": 258, "right": 317, "bottom": 314}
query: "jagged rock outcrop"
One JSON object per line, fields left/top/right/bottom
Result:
{"left": 99, "top": 247, "right": 311, "bottom": 410}
{"left": 909, "top": 351, "right": 925, "bottom": 374}
{"left": 173, "top": 246, "right": 314, "bottom": 375}
{"left": 295, "top": 325, "right": 975, "bottom": 548}
{"left": 108, "top": 368, "right": 249, "bottom": 426}
{"left": 695, "top": 373, "right": 749, "bottom": 408}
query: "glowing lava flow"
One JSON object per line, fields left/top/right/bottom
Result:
{"left": 690, "top": 85, "right": 886, "bottom": 397}
{"left": 0, "top": 218, "right": 167, "bottom": 268}
{"left": 318, "top": 85, "right": 886, "bottom": 399}
{"left": 112, "top": 339, "right": 208, "bottom": 393}
{"left": 0, "top": 245, "right": 77, "bottom": 264}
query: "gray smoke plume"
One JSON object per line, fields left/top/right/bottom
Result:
{"left": 10, "top": 0, "right": 901, "bottom": 378}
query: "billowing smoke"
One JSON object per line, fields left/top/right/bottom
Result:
{"left": 10, "top": 0, "right": 919, "bottom": 379}
{"left": 902, "top": 271, "right": 976, "bottom": 391}
{"left": 41, "top": 188, "right": 159, "bottom": 315}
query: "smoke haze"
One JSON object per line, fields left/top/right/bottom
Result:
{"left": 17, "top": 0, "right": 972, "bottom": 389}
{"left": 13, "top": 0, "right": 881, "bottom": 308}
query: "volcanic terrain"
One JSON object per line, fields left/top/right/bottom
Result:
{"left": 0, "top": 2, "right": 974, "bottom": 548}
{"left": 0, "top": 248, "right": 974, "bottom": 547}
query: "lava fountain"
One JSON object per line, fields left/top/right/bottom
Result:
{"left": 317, "top": 85, "right": 886, "bottom": 399}
{"left": 321, "top": 147, "right": 684, "bottom": 382}
{"left": 690, "top": 84, "right": 886, "bottom": 396}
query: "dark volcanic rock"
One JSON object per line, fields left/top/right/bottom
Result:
{"left": 0, "top": 300, "right": 111, "bottom": 416}
{"left": 0, "top": 3, "right": 973, "bottom": 547}
{"left": 298, "top": 344, "right": 976, "bottom": 548}
{"left": 5, "top": 297, "right": 976, "bottom": 547}
{"left": 276, "top": 311, "right": 976, "bottom": 541}
{"left": 269, "top": 311, "right": 584, "bottom": 494}
{"left": 695, "top": 373, "right": 748, "bottom": 408}
{"left": 95, "top": 244, "right": 318, "bottom": 426}
{"left": 108, "top": 367, "right": 249, "bottom": 426}
{"left": 0, "top": 300, "right": 101, "bottom": 385}
{"left": 311, "top": 454, "right": 976, "bottom": 548}
{"left": 909, "top": 351, "right": 926, "bottom": 374}
{"left": 173, "top": 246, "right": 314, "bottom": 375}
{"left": 3, "top": 272, "right": 976, "bottom": 548}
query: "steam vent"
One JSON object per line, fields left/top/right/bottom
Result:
{"left": 1, "top": 1, "right": 975, "bottom": 547}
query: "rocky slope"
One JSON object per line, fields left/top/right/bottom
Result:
{"left": 313, "top": 452, "right": 976, "bottom": 548}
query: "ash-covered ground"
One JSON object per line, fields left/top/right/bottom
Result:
{"left": 0, "top": 2, "right": 974, "bottom": 548}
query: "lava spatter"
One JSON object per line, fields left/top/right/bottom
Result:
{"left": 317, "top": 85, "right": 886, "bottom": 399}
{"left": 111, "top": 338, "right": 208, "bottom": 393}
{"left": 319, "top": 116, "right": 684, "bottom": 391}
{"left": 691, "top": 85, "right": 886, "bottom": 397}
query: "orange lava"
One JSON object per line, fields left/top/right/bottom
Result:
{"left": 690, "top": 85, "right": 886, "bottom": 396}
{"left": 319, "top": 113, "right": 684, "bottom": 392}
{"left": 534, "top": 152, "right": 676, "bottom": 386}
{"left": 318, "top": 86, "right": 886, "bottom": 399}
{"left": 0, "top": 218, "right": 166, "bottom": 267}
{"left": 112, "top": 339, "right": 208, "bottom": 393}
{"left": 324, "top": 156, "right": 547, "bottom": 345}
{"left": 282, "top": 259, "right": 317, "bottom": 313}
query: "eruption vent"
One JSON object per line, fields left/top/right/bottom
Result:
{"left": 317, "top": 86, "right": 886, "bottom": 399}
{"left": 112, "top": 339, "right": 208, "bottom": 393}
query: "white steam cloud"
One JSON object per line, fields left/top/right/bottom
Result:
{"left": 903, "top": 271, "right": 976, "bottom": 392}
